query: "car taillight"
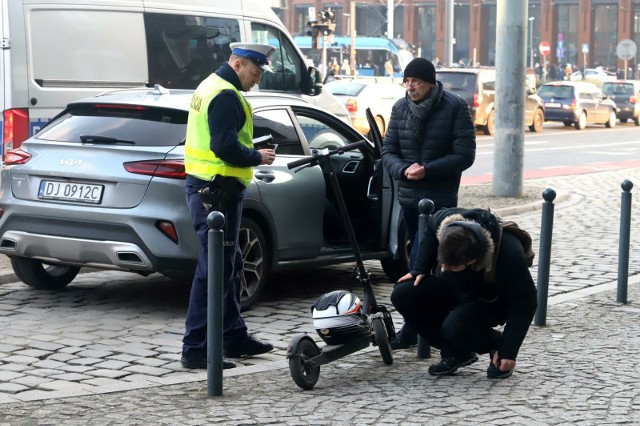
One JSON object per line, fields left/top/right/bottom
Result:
{"left": 123, "top": 159, "right": 185, "bottom": 179}
{"left": 3, "top": 148, "right": 32, "bottom": 165}
{"left": 345, "top": 98, "right": 358, "bottom": 112}
{"left": 569, "top": 99, "right": 577, "bottom": 109}
{"left": 473, "top": 92, "right": 481, "bottom": 108}
{"left": 630, "top": 95, "right": 636, "bottom": 104}
{"left": 3, "top": 109, "right": 30, "bottom": 153}
{"left": 156, "top": 220, "right": 179, "bottom": 244}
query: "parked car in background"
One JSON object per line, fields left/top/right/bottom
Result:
{"left": 324, "top": 78, "right": 406, "bottom": 136}
{"left": 437, "top": 68, "right": 545, "bottom": 135}
{"left": 602, "top": 80, "right": 640, "bottom": 126}
{"left": 569, "top": 68, "right": 616, "bottom": 85}
{"left": 536, "top": 81, "right": 618, "bottom": 130}
{"left": 0, "top": 87, "right": 409, "bottom": 309}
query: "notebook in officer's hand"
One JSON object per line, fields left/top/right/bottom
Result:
{"left": 253, "top": 134, "right": 278, "bottom": 151}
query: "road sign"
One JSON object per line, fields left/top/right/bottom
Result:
{"left": 582, "top": 43, "right": 589, "bottom": 54}
{"left": 616, "top": 39, "right": 637, "bottom": 61}
{"left": 539, "top": 41, "right": 550, "bottom": 57}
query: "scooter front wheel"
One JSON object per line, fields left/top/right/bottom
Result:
{"left": 289, "top": 339, "right": 321, "bottom": 390}
{"left": 373, "top": 317, "right": 393, "bottom": 365}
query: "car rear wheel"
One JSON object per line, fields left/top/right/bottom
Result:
{"left": 10, "top": 256, "right": 79, "bottom": 290}
{"left": 380, "top": 218, "right": 410, "bottom": 281}
{"left": 529, "top": 108, "right": 544, "bottom": 132}
{"left": 620, "top": 118, "right": 629, "bottom": 123}
{"left": 563, "top": 121, "right": 572, "bottom": 127}
{"left": 483, "top": 110, "right": 495, "bottom": 135}
{"left": 575, "top": 112, "right": 587, "bottom": 130}
{"left": 605, "top": 110, "right": 616, "bottom": 128}
{"left": 634, "top": 116, "right": 640, "bottom": 126}
{"left": 239, "top": 217, "right": 270, "bottom": 310}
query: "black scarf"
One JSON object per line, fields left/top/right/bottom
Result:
{"left": 406, "top": 81, "right": 443, "bottom": 140}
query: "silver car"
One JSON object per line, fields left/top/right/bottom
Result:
{"left": 0, "top": 86, "right": 408, "bottom": 308}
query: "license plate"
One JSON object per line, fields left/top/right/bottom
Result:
{"left": 38, "top": 180, "right": 104, "bottom": 204}
{"left": 545, "top": 102, "right": 561, "bottom": 108}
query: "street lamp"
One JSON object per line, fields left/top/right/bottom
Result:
{"left": 529, "top": 16, "right": 535, "bottom": 69}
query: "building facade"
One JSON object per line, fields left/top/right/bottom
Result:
{"left": 274, "top": 0, "right": 640, "bottom": 71}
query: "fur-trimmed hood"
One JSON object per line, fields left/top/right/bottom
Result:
{"left": 435, "top": 212, "right": 498, "bottom": 273}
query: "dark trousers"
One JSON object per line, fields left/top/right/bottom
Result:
{"left": 182, "top": 182, "right": 247, "bottom": 356}
{"left": 391, "top": 277, "right": 503, "bottom": 357}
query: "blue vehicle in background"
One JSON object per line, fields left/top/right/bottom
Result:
{"left": 294, "top": 36, "right": 414, "bottom": 78}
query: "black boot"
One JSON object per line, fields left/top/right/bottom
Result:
{"left": 389, "top": 323, "right": 418, "bottom": 350}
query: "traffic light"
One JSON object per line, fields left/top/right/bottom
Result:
{"left": 307, "top": 8, "right": 336, "bottom": 48}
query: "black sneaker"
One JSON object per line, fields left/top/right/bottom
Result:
{"left": 181, "top": 354, "right": 236, "bottom": 370}
{"left": 428, "top": 352, "right": 479, "bottom": 376}
{"left": 487, "top": 362, "right": 513, "bottom": 379}
{"left": 225, "top": 335, "right": 274, "bottom": 358}
{"left": 389, "top": 328, "right": 418, "bottom": 350}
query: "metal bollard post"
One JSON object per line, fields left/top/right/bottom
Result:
{"left": 416, "top": 198, "right": 434, "bottom": 359}
{"left": 206, "top": 211, "right": 225, "bottom": 397}
{"left": 617, "top": 180, "right": 633, "bottom": 304}
{"left": 534, "top": 188, "right": 556, "bottom": 327}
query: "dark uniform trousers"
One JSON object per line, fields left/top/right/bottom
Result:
{"left": 182, "top": 181, "right": 248, "bottom": 356}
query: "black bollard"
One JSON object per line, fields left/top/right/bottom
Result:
{"left": 617, "top": 180, "right": 634, "bottom": 304}
{"left": 416, "top": 198, "right": 434, "bottom": 359}
{"left": 206, "top": 211, "right": 225, "bottom": 397}
{"left": 534, "top": 188, "right": 556, "bottom": 327}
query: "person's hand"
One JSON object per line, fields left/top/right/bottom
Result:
{"left": 413, "top": 274, "right": 425, "bottom": 286}
{"left": 397, "top": 272, "right": 413, "bottom": 282}
{"left": 404, "top": 163, "right": 425, "bottom": 181}
{"left": 491, "top": 351, "right": 516, "bottom": 372}
{"left": 258, "top": 149, "right": 276, "bottom": 165}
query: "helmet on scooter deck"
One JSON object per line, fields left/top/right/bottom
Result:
{"left": 312, "top": 290, "right": 371, "bottom": 345}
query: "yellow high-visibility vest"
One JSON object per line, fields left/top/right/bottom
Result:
{"left": 185, "top": 73, "right": 253, "bottom": 186}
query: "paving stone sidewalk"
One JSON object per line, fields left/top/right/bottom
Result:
{"left": 0, "top": 166, "right": 638, "bottom": 424}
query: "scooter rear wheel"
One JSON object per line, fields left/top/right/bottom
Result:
{"left": 289, "top": 339, "right": 321, "bottom": 390}
{"left": 373, "top": 317, "right": 393, "bottom": 365}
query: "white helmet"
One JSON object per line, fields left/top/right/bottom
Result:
{"left": 312, "top": 290, "right": 371, "bottom": 345}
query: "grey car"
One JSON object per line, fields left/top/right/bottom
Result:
{"left": 0, "top": 86, "right": 408, "bottom": 308}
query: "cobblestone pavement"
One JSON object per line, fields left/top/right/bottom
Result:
{"left": 0, "top": 167, "right": 639, "bottom": 424}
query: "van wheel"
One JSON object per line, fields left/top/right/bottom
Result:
{"left": 380, "top": 219, "right": 410, "bottom": 281}
{"left": 529, "top": 108, "right": 544, "bottom": 132}
{"left": 563, "top": 121, "right": 572, "bottom": 127}
{"left": 374, "top": 115, "right": 386, "bottom": 135}
{"left": 620, "top": 118, "right": 629, "bottom": 123}
{"left": 634, "top": 116, "right": 640, "bottom": 126}
{"left": 239, "top": 218, "right": 270, "bottom": 310}
{"left": 604, "top": 111, "right": 617, "bottom": 128}
{"left": 483, "top": 110, "right": 495, "bottom": 135}
{"left": 10, "top": 256, "right": 79, "bottom": 290}
{"left": 575, "top": 112, "right": 587, "bottom": 130}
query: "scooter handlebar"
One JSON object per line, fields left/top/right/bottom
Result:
{"left": 287, "top": 140, "right": 367, "bottom": 170}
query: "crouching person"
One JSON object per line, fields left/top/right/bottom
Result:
{"left": 391, "top": 207, "right": 537, "bottom": 379}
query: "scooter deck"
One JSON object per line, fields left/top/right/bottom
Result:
{"left": 311, "top": 334, "right": 372, "bottom": 366}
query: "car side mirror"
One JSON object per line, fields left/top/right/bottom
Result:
{"left": 306, "top": 66, "right": 323, "bottom": 96}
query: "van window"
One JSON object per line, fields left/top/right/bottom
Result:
{"left": 144, "top": 13, "right": 241, "bottom": 89}
{"left": 251, "top": 23, "right": 302, "bottom": 93}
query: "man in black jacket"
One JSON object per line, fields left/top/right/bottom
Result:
{"left": 382, "top": 58, "right": 476, "bottom": 349}
{"left": 390, "top": 208, "right": 538, "bottom": 379}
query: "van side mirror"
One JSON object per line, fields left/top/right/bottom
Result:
{"left": 305, "top": 66, "right": 323, "bottom": 96}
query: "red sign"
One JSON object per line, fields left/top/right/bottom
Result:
{"left": 539, "top": 41, "right": 551, "bottom": 57}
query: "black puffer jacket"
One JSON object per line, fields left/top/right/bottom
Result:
{"left": 382, "top": 82, "right": 476, "bottom": 209}
{"left": 413, "top": 208, "right": 538, "bottom": 361}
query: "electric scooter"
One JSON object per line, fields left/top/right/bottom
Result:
{"left": 285, "top": 140, "right": 396, "bottom": 390}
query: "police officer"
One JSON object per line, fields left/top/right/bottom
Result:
{"left": 181, "top": 43, "right": 276, "bottom": 370}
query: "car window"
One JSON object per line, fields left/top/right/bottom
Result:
{"left": 144, "top": 13, "right": 240, "bottom": 89}
{"left": 579, "top": 92, "right": 593, "bottom": 100}
{"left": 295, "top": 114, "right": 350, "bottom": 151}
{"left": 252, "top": 23, "right": 302, "bottom": 93}
{"left": 36, "top": 104, "right": 187, "bottom": 146}
{"left": 253, "top": 109, "right": 304, "bottom": 156}
{"left": 437, "top": 73, "right": 477, "bottom": 95}
{"left": 482, "top": 80, "right": 495, "bottom": 91}
{"left": 603, "top": 83, "right": 634, "bottom": 96}
{"left": 537, "top": 85, "right": 574, "bottom": 98}
{"left": 324, "top": 81, "right": 366, "bottom": 97}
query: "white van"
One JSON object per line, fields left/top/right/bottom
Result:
{"left": 0, "top": 0, "right": 347, "bottom": 154}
